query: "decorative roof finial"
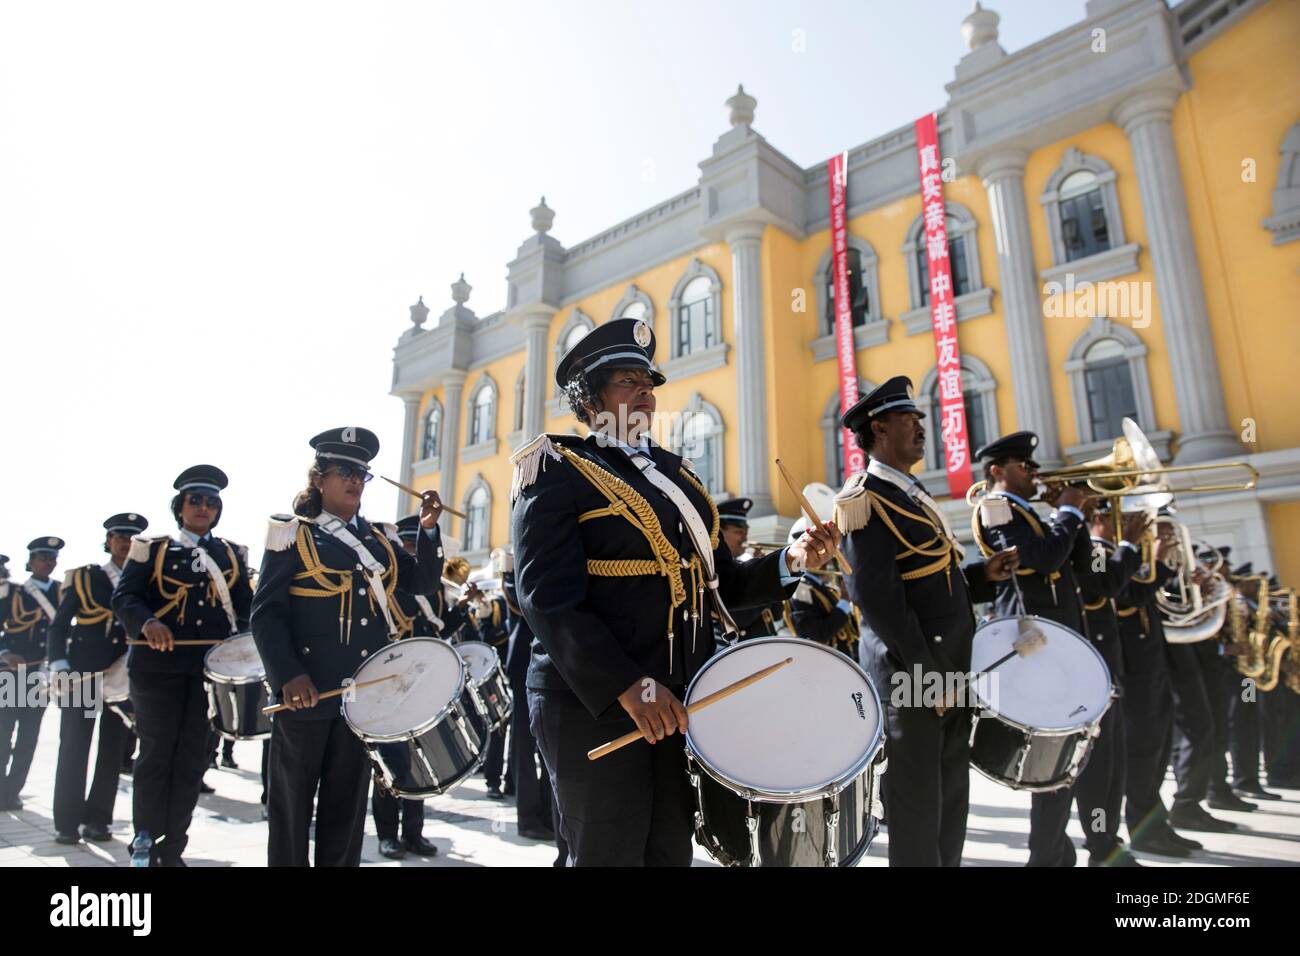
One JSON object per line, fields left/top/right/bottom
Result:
{"left": 409, "top": 295, "right": 430, "bottom": 328}
{"left": 962, "top": 1, "right": 1000, "bottom": 52}
{"left": 530, "top": 196, "right": 555, "bottom": 235}
{"left": 726, "top": 84, "right": 756, "bottom": 129}
{"left": 451, "top": 273, "right": 471, "bottom": 305}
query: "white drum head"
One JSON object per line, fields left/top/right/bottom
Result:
{"left": 456, "top": 641, "right": 498, "bottom": 683}
{"left": 103, "top": 655, "right": 129, "bottom": 703}
{"left": 343, "top": 638, "right": 464, "bottom": 739}
{"left": 970, "top": 616, "right": 1111, "bottom": 731}
{"left": 204, "top": 633, "right": 266, "bottom": 683}
{"left": 685, "top": 638, "right": 882, "bottom": 797}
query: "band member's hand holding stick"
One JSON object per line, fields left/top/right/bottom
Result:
{"left": 382, "top": 476, "right": 464, "bottom": 520}
{"left": 264, "top": 673, "right": 398, "bottom": 714}
{"left": 589, "top": 657, "right": 795, "bottom": 760}
{"left": 983, "top": 547, "right": 1020, "bottom": 582}
{"left": 774, "top": 458, "right": 850, "bottom": 572}
{"left": 141, "top": 618, "right": 175, "bottom": 652}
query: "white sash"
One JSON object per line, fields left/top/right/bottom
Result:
{"left": 21, "top": 580, "right": 57, "bottom": 621}
{"left": 102, "top": 561, "right": 123, "bottom": 589}
{"left": 628, "top": 451, "right": 740, "bottom": 640}
{"left": 867, "top": 459, "right": 966, "bottom": 560}
{"left": 413, "top": 594, "right": 444, "bottom": 632}
{"left": 308, "top": 515, "right": 398, "bottom": 637}
{"left": 177, "top": 530, "right": 238, "bottom": 634}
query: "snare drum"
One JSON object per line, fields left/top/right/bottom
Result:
{"left": 102, "top": 654, "right": 134, "bottom": 731}
{"left": 203, "top": 633, "right": 272, "bottom": 741}
{"left": 455, "top": 641, "right": 512, "bottom": 733}
{"left": 968, "top": 615, "right": 1113, "bottom": 792}
{"left": 684, "top": 637, "right": 886, "bottom": 867}
{"left": 343, "top": 637, "right": 489, "bottom": 798}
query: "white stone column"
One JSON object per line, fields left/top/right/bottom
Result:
{"left": 979, "top": 149, "right": 1062, "bottom": 464}
{"left": 520, "top": 313, "right": 551, "bottom": 443}
{"left": 439, "top": 371, "right": 467, "bottom": 534}
{"left": 1115, "top": 89, "right": 1241, "bottom": 463}
{"left": 727, "top": 222, "right": 773, "bottom": 515}
{"left": 397, "top": 393, "right": 421, "bottom": 518}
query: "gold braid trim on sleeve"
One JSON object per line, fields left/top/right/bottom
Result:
{"left": 74, "top": 568, "right": 112, "bottom": 626}
{"left": 288, "top": 523, "right": 353, "bottom": 639}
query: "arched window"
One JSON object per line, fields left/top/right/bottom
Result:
{"left": 668, "top": 259, "right": 723, "bottom": 361}
{"left": 611, "top": 284, "right": 655, "bottom": 323}
{"left": 672, "top": 394, "right": 726, "bottom": 495}
{"left": 619, "top": 301, "right": 647, "bottom": 320}
{"left": 823, "top": 247, "right": 870, "bottom": 334}
{"left": 1058, "top": 170, "right": 1111, "bottom": 262}
{"left": 469, "top": 383, "right": 495, "bottom": 446}
{"left": 915, "top": 221, "right": 973, "bottom": 308}
{"left": 563, "top": 322, "right": 589, "bottom": 354}
{"left": 925, "top": 372, "right": 989, "bottom": 471}
{"left": 550, "top": 310, "right": 596, "bottom": 407}
{"left": 915, "top": 357, "right": 1000, "bottom": 494}
{"left": 463, "top": 483, "right": 490, "bottom": 552}
{"left": 1081, "top": 338, "right": 1139, "bottom": 442}
{"left": 421, "top": 400, "right": 441, "bottom": 461}
{"left": 900, "top": 202, "right": 991, "bottom": 334}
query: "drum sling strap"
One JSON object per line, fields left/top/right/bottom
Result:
{"left": 21, "top": 580, "right": 58, "bottom": 622}
{"left": 308, "top": 515, "right": 399, "bottom": 639}
{"left": 971, "top": 496, "right": 1062, "bottom": 604}
{"left": 177, "top": 529, "right": 239, "bottom": 635}
{"left": 413, "top": 595, "right": 444, "bottom": 633}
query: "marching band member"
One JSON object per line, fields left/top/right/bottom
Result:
{"left": 836, "top": 377, "right": 1016, "bottom": 867}
{"left": 714, "top": 498, "right": 782, "bottom": 643}
{"left": 1223, "top": 566, "right": 1282, "bottom": 801}
{"left": 47, "top": 514, "right": 147, "bottom": 843}
{"left": 972, "top": 431, "right": 1090, "bottom": 867}
{"left": 0, "top": 536, "right": 65, "bottom": 810}
{"left": 251, "top": 427, "right": 444, "bottom": 867}
{"left": 1072, "top": 501, "right": 1146, "bottom": 866}
{"left": 785, "top": 518, "right": 858, "bottom": 660}
{"left": 511, "top": 318, "right": 837, "bottom": 866}
{"left": 112, "top": 465, "right": 252, "bottom": 866}
{"left": 1261, "top": 574, "right": 1300, "bottom": 789}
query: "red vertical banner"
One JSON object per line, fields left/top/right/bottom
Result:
{"left": 913, "top": 114, "right": 973, "bottom": 498}
{"left": 827, "top": 151, "right": 865, "bottom": 477}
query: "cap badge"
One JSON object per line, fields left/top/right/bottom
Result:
{"left": 633, "top": 320, "right": 652, "bottom": 348}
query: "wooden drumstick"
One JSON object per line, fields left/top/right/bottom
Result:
{"left": 380, "top": 476, "right": 467, "bottom": 519}
{"left": 774, "top": 458, "right": 853, "bottom": 573}
{"left": 126, "top": 639, "right": 224, "bottom": 647}
{"left": 586, "top": 657, "right": 794, "bottom": 761}
{"left": 261, "top": 673, "right": 398, "bottom": 714}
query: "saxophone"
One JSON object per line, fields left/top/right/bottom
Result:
{"left": 1274, "top": 588, "right": 1300, "bottom": 695}
{"left": 1250, "top": 578, "right": 1292, "bottom": 692}
{"left": 1226, "top": 588, "right": 1264, "bottom": 679}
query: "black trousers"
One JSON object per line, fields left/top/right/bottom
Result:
{"left": 482, "top": 726, "right": 509, "bottom": 789}
{"left": 1228, "top": 680, "right": 1263, "bottom": 789}
{"left": 510, "top": 670, "right": 553, "bottom": 831}
{"left": 880, "top": 699, "right": 969, "bottom": 867}
{"left": 267, "top": 711, "right": 369, "bottom": 866}
{"left": 1073, "top": 699, "right": 1126, "bottom": 857}
{"left": 0, "top": 699, "right": 44, "bottom": 802}
{"left": 1166, "top": 642, "right": 1214, "bottom": 810}
{"left": 53, "top": 703, "right": 129, "bottom": 833}
{"left": 1028, "top": 787, "right": 1076, "bottom": 867}
{"left": 371, "top": 785, "right": 424, "bottom": 842}
{"left": 529, "top": 689, "right": 693, "bottom": 867}
{"left": 1122, "top": 664, "right": 1173, "bottom": 838}
{"left": 1262, "top": 686, "right": 1300, "bottom": 781}
{"left": 1195, "top": 643, "right": 1236, "bottom": 797}
{"left": 129, "top": 672, "right": 209, "bottom": 862}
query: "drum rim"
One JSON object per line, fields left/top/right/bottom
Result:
{"left": 453, "top": 640, "right": 504, "bottom": 686}
{"left": 102, "top": 653, "right": 130, "bottom": 702}
{"left": 202, "top": 632, "right": 267, "bottom": 686}
{"left": 342, "top": 636, "right": 470, "bottom": 742}
{"left": 683, "top": 636, "right": 886, "bottom": 803}
{"left": 970, "top": 614, "right": 1114, "bottom": 733}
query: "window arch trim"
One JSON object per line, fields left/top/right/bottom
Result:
{"left": 1039, "top": 146, "right": 1140, "bottom": 284}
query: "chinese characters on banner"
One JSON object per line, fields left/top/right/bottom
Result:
{"left": 913, "top": 113, "right": 974, "bottom": 497}
{"left": 827, "top": 151, "right": 865, "bottom": 477}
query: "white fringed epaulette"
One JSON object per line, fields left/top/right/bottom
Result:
{"left": 264, "top": 515, "right": 302, "bottom": 553}
{"left": 980, "top": 496, "right": 1014, "bottom": 528}
{"left": 0, "top": 581, "right": 9, "bottom": 599}
{"left": 510, "top": 433, "right": 563, "bottom": 502}
{"left": 832, "top": 472, "right": 872, "bottom": 533}
{"left": 794, "top": 581, "right": 815, "bottom": 605}
{"left": 127, "top": 534, "right": 167, "bottom": 565}
{"left": 377, "top": 523, "right": 404, "bottom": 547}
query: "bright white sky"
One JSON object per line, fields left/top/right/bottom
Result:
{"left": 0, "top": 0, "right": 1082, "bottom": 575}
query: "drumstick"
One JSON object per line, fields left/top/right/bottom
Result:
{"left": 126, "top": 639, "right": 223, "bottom": 647}
{"left": 976, "top": 621, "right": 1049, "bottom": 676}
{"left": 261, "top": 673, "right": 398, "bottom": 714}
{"left": 774, "top": 458, "right": 853, "bottom": 573}
{"left": 380, "top": 476, "right": 467, "bottom": 519}
{"left": 586, "top": 656, "right": 794, "bottom": 761}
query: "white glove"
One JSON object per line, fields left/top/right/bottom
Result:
{"left": 49, "top": 659, "right": 71, "bottom": 673}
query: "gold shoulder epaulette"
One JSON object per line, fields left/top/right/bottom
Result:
{"left": 833, "top": 472, "right": 872, "bottom": 532}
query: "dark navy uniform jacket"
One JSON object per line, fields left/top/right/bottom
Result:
{"left": 112, "top": 532, "right": 253, "bottom": 675}
{"left": 1116, "top": 560, "right": 1178, "bottom": 675}
{"left": 1, "top": 579, "right": 62, "bottom": 664}
{"left": 1075, "top": 536, "right": 1141, "bottom": 679}
{"left": 48, "top": 565, "right": 128, "bottom": 673}
{"left": 502, "top": 573, "right": 532, "bottom": 682}
{"left": 789, "top": 572, "right": 858, "bottom": 658}
{"left": 839, "top": 472, "right": 993, "bottom": 696}
{"left": 251, "top": 514, "right": 442, "bottom": 715}
{"left": 511, "top": 433, "right": 794, "bottom": 720}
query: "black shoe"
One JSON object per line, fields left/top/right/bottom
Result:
{"left": 81, "top": 824, "right": 112, "bottom": 842}
{"left": 1234, "top": 784, "right": 1282, "bottom": 801}
{"left": 518, "top": 825, "right": 556, "bottom": 842}
{"left": 120, "top": 763, "right": 133, "bottom": 777}
{"left": 503, "top": 785, "right": 516, "bottom": 797}
{"left": 220, "top": 755, "right": 238, "bottom": 769}
{"left": 199, "top": 780, "right": 215, "bottom": 794}
{"left": 378, "top": 837, "right": 407, "bottom": 860}
{"left": 1164, "top": 828, "right": 1203, "bottom": 850}
{"left": 3, "top": 796, "right": 22, "bottom": 811}
{"left": 1089, "top": 847, "right": 1142, "bottom": 867}
{"left": 404, "top": 836, "right": 439, "bottom": 857}
{"left": 1208, "top": 791, "right": 1257, "bottom": 812}
{"left": 485, "top": 786, "right": 504, "bottom": 800}
{"left": 1169, "top": 805, "right": 1239, "bottom": 833}
{"left": 1131, "top": 833, "right": 1193, "bottom": 858}
{"left": 55, "top": 831, "right": 81, "bottom": 845}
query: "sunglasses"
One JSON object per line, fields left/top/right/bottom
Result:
{"left": 185, "top": 494, "right": 222, "bottom": 509}
{"left": 327, "top": 464, "right": 374, "bottom": 484}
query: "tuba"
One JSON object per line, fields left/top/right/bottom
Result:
{"left": 1158, "top": 521, "right": 1233, "bottom": 644}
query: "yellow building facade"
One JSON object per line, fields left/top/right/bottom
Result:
{"left": 391, "top": 0, "right": 1300, "bottom": 580}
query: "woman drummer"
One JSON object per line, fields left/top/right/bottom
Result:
{"left": 251, "top": 427, "right": 444, "bottom": 867}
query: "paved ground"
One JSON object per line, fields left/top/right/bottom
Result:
{"left": 2, "top": 706, "right": 1297, "bottom": 867}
